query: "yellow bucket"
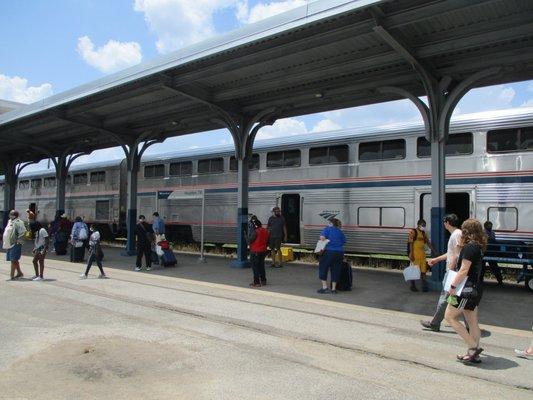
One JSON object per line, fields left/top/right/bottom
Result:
{"left": 281, "top": 246, "right": 294, "bottom": 262}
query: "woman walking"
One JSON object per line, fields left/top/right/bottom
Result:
{"left": 445, "top": 218, "right": 487, "bottom": 363}
{"left": 248, "top": 218, "right": 269, "bottom": 287}
{"left": 317, "top": 218, "right": 346, "bottom": 294}
{"left": 80, "top": 226, "right": 106, "bottom": 279}
{"left": 31, "top": 221, "right": 49, "bottom": 281}
{"left": 408, "top": 219, "right": 435, "bottom": 292}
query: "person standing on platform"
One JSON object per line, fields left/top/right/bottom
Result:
{"left": 420, "top": 214, "right": 462, "bottom": 331}
{"left": 408, "top": 219, "right": 435, "bottom": 292}
{"left": 31, "top": 221, "right": 49, "bottom": 281}
{"left": 70, "top": 216, "right": 88, "bottom": 262}
{"left": 317, "top": 218, "right": 346, "bottom": 294}
{"left": 484, "top": 221, "right": 503, "bottom": 285}
{"left": 134, "top": 215, "right": 154, "bottom": 271}
{"left": 152, "top": 212, "right": 165, "bottom": 240}
{"left": 267, "top": 206, "right": 287, "bottom": 268}
{"left": 3, "top": 210, "right": 27, "bottom": 280}
{"left": 248, "top": 218, "right": 269, "bottom": 287}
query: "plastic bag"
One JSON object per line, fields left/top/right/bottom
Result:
{"left": 403, "top": 263, "right": 421, "bottom": 281}
{"left": 155, "top": 245, "right": 164, "bottom": 256}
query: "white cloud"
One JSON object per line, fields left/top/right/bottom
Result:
{"left": 453, "top": 84, "right": 517, "bottom": 115}
{"left": 256, "top": 117, "right": 307, "bottom": 139}
{"left": 237, "top": 0, "right": 306, "bottom": 24}
{"left": 0, "top": 74, "right": 53, "bottom": 104}
{"left": 520, "top": 99, "right": 533, "bottom": 108}
{"left": 134, "top": 0, "right": 239, "bottom": 53}
{"left": 527, "top": 82, "right": 533, "bottom": 92}
{"left": 76, "top": 36, "right": 142, "bottom": 73}
{"left": 498, "top": 87, "right": 515, "bottom": 104}
{"left": 311, "top": 118, "right": 341, "bottom": 133}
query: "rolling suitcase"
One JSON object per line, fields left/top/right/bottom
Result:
{"left": 337, "top": 261, "right": 353, "bottom": 291}
{"left": 161, "top": 248, "right": 177, "bottom": 267}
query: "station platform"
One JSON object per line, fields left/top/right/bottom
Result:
{"left": 0, "top": 242, "right": 531, "bottom": 399}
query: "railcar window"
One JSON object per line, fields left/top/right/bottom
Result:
{"left": 19, "top": 180, "right": 30, "bottom": 190}
{"left": 73, "top": 173, "right": 88, "bottom": 185}
{"left": 198, "top": 157, "right": 224, "bottom": 174}
{"left": 309, "top": 145, "right": 349, "bottom": 165}
{"left": 417, "top": 133, "right": 473, "bottom": 157}
{"left": 90, "top": 171, "right": 106, "bottom": 183}
{"left": 229, "top": 154, "right": 260, "bottom": 171}
{"left": 487, "top": 207, "right": 518, "bottom": 231}
{"left": 95, "top": 200, "right": 110, "bottom": 220}
{"left": 267, "top": 150, "right": 301, "bottom": 168}
{"left": 359, "top": 139, "right": 405, "bottom": 161}
{"left": 44, "top": 177, "right": 56, "bottom": 187}
{"left": 144, "top": 164, "right": 165, "bottom": 178}
{"left": 169, "top": 161, "right": 193, "bottom": 176}
{"left": 358, "top": 207, "right": 405, "bottom": 227}
{"left": 487, "top": 127, "right": 533, "bottom": 153}
{"left": 31, "top": 179, "right": 42, "bottom": 189}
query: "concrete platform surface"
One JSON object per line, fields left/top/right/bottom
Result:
{"left": 0, "top": 245, "right": 531, "bottom": 400}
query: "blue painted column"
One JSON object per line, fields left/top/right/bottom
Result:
{"left": 231, "top": 157, "right": 250, "bottom": 268}
{"left": 429, "top": 136, "right": 447, "bottom": 290}
{"left": 2, "top": 164, "right": 16, "bottom": 229}
{"left": 122, "top": 160, "right": 139, "bottom": 256}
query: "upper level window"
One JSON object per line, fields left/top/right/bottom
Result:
{"left": 198, "top": 157, "right": 224, "bottom": 174}
{"left": 359, "top": 139, "right": 405, "bottom": 161}
{"left": 309, "top": 145, "right": 349, "bottom": 165}
{"left": 144, "top": 164, "right": 165, "bottom": 178}
{"left": 169, "top": 161, "right": 193, "bottom": 176}
{"left": 31, "top": 179, "right": 42, "bottom": 189}
{"left": 90, "top": 171, "right": 106, "bottom": 183}
{"left": 266, "top": 150, "right": 301, "bottom": 168}
{"left": 19, "top": 180, "right": 30, "bottom": 190}
{"left": 417, "top": 132, "right": 473, "bottom": 158}
{"left": 44, "top": 177, "right": 56, "bottom": 187}
{"left": 73, "top": 173, "right": 88, "bottom": 185}
{"left": 487, "top": 127, "right": 533, "bottom": 153}
{"left": 229, "top": 154, "right": 260, "bottom": 171}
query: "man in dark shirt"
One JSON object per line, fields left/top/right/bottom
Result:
{"left": 267, "top": 206, "right": 287, "bottom": 268}
{"left": 134, "top": 215, "right": 154, "bottom": 271}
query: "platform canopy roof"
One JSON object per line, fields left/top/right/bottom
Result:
{"left": 1, "top": 0, "right": 532, "bottom": 164}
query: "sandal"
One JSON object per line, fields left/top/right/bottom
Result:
{"left": 457, "top": 347, "right": 484, "bottom": 363}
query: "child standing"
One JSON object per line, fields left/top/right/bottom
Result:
{"left": 80, "top": 226, "right": 106, "bottom": 279}
{"left": 31, "top": 222, "right": 49, "bottom": 281}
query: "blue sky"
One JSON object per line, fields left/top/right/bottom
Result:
{"left": 1, "top": 0, "right": 532, "bottom": 171}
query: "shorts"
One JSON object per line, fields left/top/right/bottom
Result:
{"left": 269, "top": 236, "right": 282, "bottom": 251}
{"left": 6, "top": 244, "right": 22, "bottom": 262}
{"left": 453, "top": 288, "right": 483, "bottom": 311}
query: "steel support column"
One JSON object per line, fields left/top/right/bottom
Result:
{"left": 212, "top": 109, "right": 276, "bottom": 268}
{"left": 50, "top": 150, "right": 88, "bottom": 216}
{"left": 1, "top": 159, "right": 35, "bottom": 228}
{"left": 374, "top": 24, "right": 500, "bottom": 289}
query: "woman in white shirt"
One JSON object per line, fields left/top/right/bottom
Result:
{"left": 31, "top": 222, "right": 49, "bottom": 281}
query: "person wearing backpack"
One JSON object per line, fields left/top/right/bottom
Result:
{"left": 80, "top": 225, "right": 106, "bottom": 279}
{"left": 134, "top": 215, "right": 154, "bottom": 271}
{"left": 70, "top": 216, "right": 88, "bottom": 262}
{"left": 407, "top": 219, "right": 435, "bottom": 292}
{"left": 3, "top": 210, "right": 27, "bottom": 280}
{"left": 248, "top": 218, "right": 269, "bottom": 287}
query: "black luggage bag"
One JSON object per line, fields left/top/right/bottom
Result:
{"left": 337, "top": 261, "right": 353, "bottom": 291}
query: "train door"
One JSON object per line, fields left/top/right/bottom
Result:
{"left": 420, "top": 192, "right": 471, "bottom": 239}
{"left": 29, "top": 202, "right": 37, "bottom": 217}
{"left": 281, "top": 194, "right": 300, "bottom": 244}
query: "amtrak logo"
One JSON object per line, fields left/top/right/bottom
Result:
{"left": 319, "top": 211, "right": 339, "bottom": 221}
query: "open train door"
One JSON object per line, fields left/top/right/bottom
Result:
{"left": 281, "top": 193, "right": 300, "bottom": 244}
{"left": 419, "top": 191, "right": 472, "bottom": 241}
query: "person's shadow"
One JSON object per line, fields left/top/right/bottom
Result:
{"left": 474, "top": 354, "right": 520, "bottom": 370}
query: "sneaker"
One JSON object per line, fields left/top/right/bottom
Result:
{"left": 32, "top": 276, "right": 43, "bottom": 281}
{"left": 420, "top": 320, "right": 440, "bottom": 332}
{"left": 146, "top": 266, "right": 152, "bottom": 271}
{"left": 331, "top": 289, "right": 338, "bottom": 294}
{"left": 31, "top": 275, "right": 38, "bottom": 280}
{"left": 79, "top": 274, "right": 87, "bottom": 279}
{"left": 98, "top": 274, "right": 107, "bottom": 279}
{"left": 249, "top": 282, "right": 261, "bottom": 288}
{"left": 260, "top": 280, "right": 267, "bottom": 286}
{"left": 410, "top": 285, "right": 419, "bottom": 292}
{"left": 317, "top": 288, "right": 330, "bottom": 294}
{"left": 135, "top": 267, "right": 142, "bottom": 271}
{"left": 515, "top": 349, "right": 533, "bottom": 360}
{"left": 14, "top": 273, "right": 23, "bottom": 279}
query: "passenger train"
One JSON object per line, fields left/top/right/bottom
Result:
{"left": 2, "top": 107, "right": 533, "bottom": 255}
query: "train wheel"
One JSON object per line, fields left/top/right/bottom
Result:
{"left": 526, "top": 276, "right": 533, "bottom": 293}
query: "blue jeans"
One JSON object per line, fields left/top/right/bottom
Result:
{"left": 318, "top": 250, "right": 343, "bottom": 282}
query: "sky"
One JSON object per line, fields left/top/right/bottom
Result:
{"left": 1, "top": 0, "right": 532, "bottom": 171}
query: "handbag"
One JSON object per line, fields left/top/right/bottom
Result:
{"left": 403, "top": 263, "right": 421, "bottom": 281}
{"left": 459, "top": 249, "right": 484, "bottom": 299}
